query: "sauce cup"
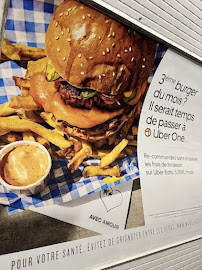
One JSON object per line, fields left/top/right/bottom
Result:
{"left": 0, "top": 141, "right": 52, "bottom": 195}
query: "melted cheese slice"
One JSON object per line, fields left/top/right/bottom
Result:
{"left": 30, "top": 73, "right": 124, "bottom": 129}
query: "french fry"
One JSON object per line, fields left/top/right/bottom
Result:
{"left": 114, "top": 139, "right": 121, "bottom": 145}
{"left": 2, "top": 38, "right": 46, "bottom": 60}
{"left": 56, "top": 139, "right": 81, "bottom": 157}
{"left": 13, "top": 76, "right": 31, "bottom": 89}
{"left": 126, "top": 134, "right": 135, "bottom": 140}
{"left": 0, "top": 132, "right": 22, "bottom": 143}
{"left": 68, "top": 141, "right": 92, "bottom": 173}
{"left": 108, "top": 133, "right": 117, "bottom": 145}
{"left": 1, "top": 38, "right": 21, "bottom": 60}
{"left": 46, "top": 147, "right": 52, "bottom": 155}
{"left": 9, "top": 96, "right": 40, "bottom": 110}
{"left": 1, "top": 53, "right": 9, "bottom": 61}
{"left": 40, "top": 112, "right": 64, "bottom": 135}
{"left": 22, "top": 131, "right": 35, "bottom": 141}
{"left": 124, "top": 146, "right": 136, "bottom": 156}
{"left": 67, "top": 135, "right": 80, "bottom": 143}
{"left": 54, "top": 127, "right": 65, "bottom": 136}
{"left": 34, "top": 134, "right": 50, "bottom": 149}
{"left": 25, "top": 57, "right": 48, "bottom": 78}
{"left": 132, "top": 126, "right": 138, "bottom": 135}
{"left": 102, "top": 176, "right": 124, "bottom": 184}
{"left": 0, "top": 102, "right": 16, "bottom": 116}
{"left": 74, "top": 141, "right": 82, "bottom": 153}
{"left": 91, "top": 149, "right": 111, "bottom": 159}
{"left": 20, "top": 87, "right": 29, "bottom": 96}
{"left": 0, "top": 117, "right": 73, "bottom": 149}
{"left": 14, "top": 44, "right": 46, "bottom": 59}
{"left": 100, "top": 139, "right": 128, "bottom": 168}
{"left": 83, "top": 165, "right": 121, "bottom": 178}
{"left": 128, "top": 140, "right": 137, "bottom": 146}
{"left": 17, "top": 110, "right": 44, "bottom": 123}
{"left": 91, "top": 149, "right": 126, "bottom": 159}
{"left": 56, "top": 147, "right": 74, "bottom": 158}
{"left": 93, "top": 138, "right": 107, "bottom": 149}
{"left": 40, "top": 112, "right": 57, "bottom": 128}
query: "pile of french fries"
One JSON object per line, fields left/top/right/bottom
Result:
{"left": 0, "top": 38, "right": 140, "bottom": 182}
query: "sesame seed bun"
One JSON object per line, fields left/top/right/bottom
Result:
{"left": 45, "top": 0, "right": 157, "bottom": 95}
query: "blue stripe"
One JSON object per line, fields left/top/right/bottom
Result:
{"left": 23, "top": 0, "right": 34, "bottom": 11}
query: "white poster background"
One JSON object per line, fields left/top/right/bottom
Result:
{"left": 138, "top": 49, "right": 202, "bottom": 224}
{"left": 33, "top": 181, "right": 133, "bottom": 234}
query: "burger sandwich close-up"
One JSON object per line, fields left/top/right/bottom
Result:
{"left": 29, "top": 0, "right": 157, "bottom": 143}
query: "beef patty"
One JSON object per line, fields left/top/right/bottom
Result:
{"left": 61, "top": 117, "right": 120, "bottom": 137}
{"left": 58, "top": 81, "right": 123, "bottom": 110}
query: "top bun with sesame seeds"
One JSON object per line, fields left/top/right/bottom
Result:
{"left": 45, "top": 0, "right": 157, "bottom": 96}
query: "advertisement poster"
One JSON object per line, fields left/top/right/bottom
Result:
{"left": 0, "top": 0, "right": 202, "bottom": 269}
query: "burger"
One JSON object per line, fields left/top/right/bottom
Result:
{"left": 29, "top": 0, "right": 157, "bottom": 142}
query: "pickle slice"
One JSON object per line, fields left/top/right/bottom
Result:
{"left": 81, "top": 90, "right": 97, "bottom": 99}
{"left": 45, "top": 62, "right": 61, "bottom": 81}
{"left": 123, "top": 89, "right": 137, "bottom": 103}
